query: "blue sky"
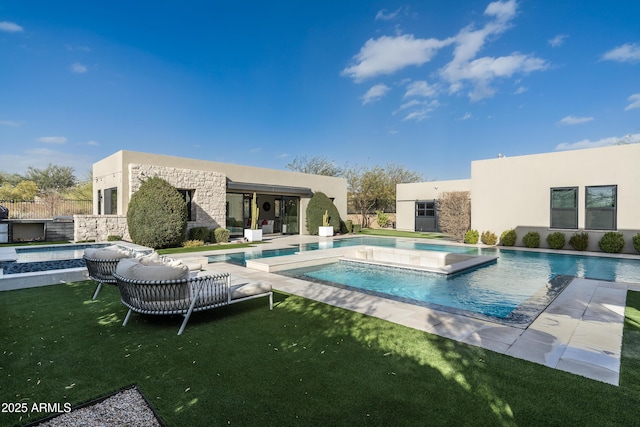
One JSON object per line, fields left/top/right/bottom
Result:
{"left": 1, "top": 0, "right": 639, "bottom": 181}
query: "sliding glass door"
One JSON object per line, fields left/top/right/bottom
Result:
{"left": 281, "top": 196, "right": 299, "bottom": 234}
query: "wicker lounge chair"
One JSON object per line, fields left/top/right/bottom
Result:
{"left": 113, "top": 259, "right": 273, "bottom": 335}
{"left": 83, "top": 246, "right": 134, "bottom": 299}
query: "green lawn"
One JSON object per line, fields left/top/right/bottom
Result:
{"left": 2, "top": 282, "right": 639, "bottom": 426}
{"left": 356, "top": 228, "right": 447, "bottom": 239}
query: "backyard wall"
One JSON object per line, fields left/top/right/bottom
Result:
{"left": 74, "top": 215, "right": 130, "bottom": 242}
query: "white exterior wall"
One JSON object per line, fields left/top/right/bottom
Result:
{"left": 396, "top": 179, "right": 472, "bottom": 231}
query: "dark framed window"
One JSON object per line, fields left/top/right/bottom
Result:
{"left": 416, "top": 201, "right": 436, "bottom": 217}
{"left": 97, "top": 189, "right": 102, "bottom": 215}
{"left": 550, "top": 187, "right": 578, "bottom": 229}
{"left": 104, "top": 187, "right": 117, "bottom": 214}
{"left": 177, "top": 189, "right": 195, "bottom": 221}
{"left": 586, "top": 185, "right": 617, "bottom": 230}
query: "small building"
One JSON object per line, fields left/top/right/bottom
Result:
{"left": 75, "top": 150, "right": 347, "bottom": 242}
{"left": 396, "top": 144, "right": 640, "bottom": 253}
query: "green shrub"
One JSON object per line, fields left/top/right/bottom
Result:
{"left": 188, "top": 226, "right": 210, "bottom": 242}
{"left": 634, "top": 233, "right": 640, "bottom": 254}
{"left": 305, "top": 191, "right": 341, "bottom": 235}
{"left": 546, "top": 232, "right": 565, "bottom": 250}
{"left": 353, "top": 224, "right": 362, "bottom": 233}
{"left": 569, "top": 232, "right": 589, "bottom": 251}
{"left": 182, "top": 239, "right": 204, "bottom": 248}
{"left": 107, "top": 235, "right": 122, "bottom": 242}
{"left": 523, "top": 231, "right": 540, "bottom": 248}
{"left": 345, "top": 220, "right": 353, "bottom": 234}
{"left": 481, "top": 231, "right": 497, "bottom": 245}
{"left": 598, "top": 232, "right": 625, "bottom": 253}
{"left": 500, "top": 229, "right": 517, "bottom": 246}
{"left": 376, "top": 210, "right": 390, "bottom": 228}
{"left": 127, "top": 176, "right": 187, "bottom": 249}
{"left": 213, "top": 227, "right": 230, "bottom": 243}
{"left": 464, "top": 230, "right": 479, "bottom": 244}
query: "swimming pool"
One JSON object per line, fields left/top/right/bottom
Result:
{"left": 0, "top": 244, "right": 108, "bottom": 275}
{"left": 210, "top": 236, "right": 640, "bottom": 325}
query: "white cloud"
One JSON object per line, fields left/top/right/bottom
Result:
{"left": 548, "top": 34, "right": 567, "bottom": 47}
{"left": 558, "top": 115, "right": 594, "bottom": 125}
{"left": 484, "top": 0, "right": 517, "bottom": 23}
{"left": 86, "top": 140, "right": 99, "bottom": 146}
{"left": 362, "top": 83, "right": 391, "bottom": 105}
{"left": 460, "top": 112, "right": 473, "bottom": 120}
{"left": 404, "top": 80, "right": 438, "bottom": 98}
{"left": 342, "top": 34, "right": 454, "bottom": 82}
{"left": 555, "top": 133, "right": 640, "bottom": 151}
{"left": 71, "top": 63, "right": 88, "bottom": 74}
{"left": 0, "top": 21, "right": 23, "bottom": 33}
{"left": 513, "top": 86, "right": 527, "bottom": 94}
{"left": 625, "top": 93, "right": 640, "bottom": 111}
{"left": 0, "top": 120, "right": 22, "bottom": 127}
{"left": 37, "top": 136, "right": 67, "bottom": 144}
{"left": 602, "top": 43, "right": 640, "bottom": 63}
{"left": 400, "top": 100, "right": 439, "bottom": 121}
{"left": 375, "top": 7, "right": 407, "bottom": 22}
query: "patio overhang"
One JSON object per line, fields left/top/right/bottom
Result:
{"left": 226, "top": 181, "right": 314, "bottom": 197}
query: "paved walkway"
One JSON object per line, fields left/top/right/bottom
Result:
{"left": 193, "top": 235, "right": 640, "bottom": 386}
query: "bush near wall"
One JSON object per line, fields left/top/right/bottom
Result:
{"left": 599, "top": 232, "right": 625, "bottom": 253}
{"left": 127, "top": 176, "right": 187, "bottom": 249}
{"left": 569, "top": 232, "right": 589, "bottom": 251}
{"left": 634, "top": 233, "right": 640, "bottom": 254}
{"left": 306, "top": 191, "right": 341, "bottom": 235}
{"left": 500, "top": 229, "right": 517, "bottom": 246}
{"left": 546, "top": 232, "right": 565, "bottom": 250}
{"left": 188, "top": 226, "right": 210, "bottom": 242}
{"left": 481, "top": 231, "right": 497, "bottom": 246}
{"left": 523, "top": 231, "right": 540, "bottom": 248}
{"left": 464, "top": 230, "right": 479, "bottom": 244}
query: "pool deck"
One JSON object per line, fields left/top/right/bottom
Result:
{"left": 194, "top": 234, "right": 640, "bottom": 386}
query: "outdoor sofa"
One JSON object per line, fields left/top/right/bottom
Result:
{"left": 83, "top": 245, "right": 137, "bottom": 299}
{"left": 113, "top": 256, "right": 273, "bottom": 335}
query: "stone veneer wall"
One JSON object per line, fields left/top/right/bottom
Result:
{"left": 74, "top": 164, "right": 227, "bottom": 242}
{"left": 74, "top": 215, "right": 130, "bottom": 242}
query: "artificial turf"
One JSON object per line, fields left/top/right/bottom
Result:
{"left": 1, "top": 281, "right": 639, "bottom": 426}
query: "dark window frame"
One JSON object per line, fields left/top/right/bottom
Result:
{"left": 550, "top": 187, "right": 578, "bottom": 229}
{"left": 585, "top": 185, "right": 617, "bottom": 230}
{"left": 104, "top": 187, "right": 117, "bottom": 215}
{"left": 177, "top": 189, "right": 196, "bottom": 222}
{"left": 415, "top": 201, "right": 436, "bottom": 218}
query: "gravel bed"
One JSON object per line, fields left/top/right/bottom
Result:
{"left": 35, "top": 388, "right": 163, "bottom": 427}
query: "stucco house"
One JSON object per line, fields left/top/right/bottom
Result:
{"left": 396, "top": 143, "right": 640, "bottom": 253}
{"left": 75, "top": 150, "right": 347, "bottom": 242}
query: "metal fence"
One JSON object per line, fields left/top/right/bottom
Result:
{"left": 0, "top": 199, "right": 92, "bottom": 219}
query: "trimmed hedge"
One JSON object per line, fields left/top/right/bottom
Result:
{"left": 481, "top": 231, "right": 497, "bottom": 246}
{"left": 500, "top": 229, "right": 517, "bottom": 246}
{"left": 546, "top": 232, "right": 565, "bottom": 250}
{"left": 522, "top": 231, "right": 540, "bottom": 248}
{"left": 213, "top": 227, "right": 230, "bottom": 243}
{"left": 306, "top": 191, "right": 341, "bottom": 235}
{"left": 569, "top": 232, "right": 589, "bottom": 251}
{"left": 464, "top": 230, "right": 479, "bottom": 244}
{"left": 127, "top": 176, "right": 187, "bottom": 249}
{"left": 188, "top": 226, "right": 210, "bottom": 242}
{"left": 598, "top": 232, "right": 625, "bottom": 253}
{"left": 634, "top": 233, "right": 640, "bottom": 254}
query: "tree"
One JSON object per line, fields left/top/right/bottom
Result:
{"left": 0, "top": 181, "right": 39, "bottom": 201}
{"left": 437, "top": 191, "right": 471, "bottom": 242}
{"left": 305, "top": 191, "right": 341, "bottom": 235}
{"left": 0, "top": 171, "right": 24, "bottom": 186}
{"left": 345, "top": 165, "right": 386, "bottom": 227}
{"left": 24, "top": 164, "right": 77, "bottom": 193}
{"left": 286, "top": 156, "right": 345, "bottom": 177}
{"left": 62, "top": 172, "right": 93, "bottom": 200}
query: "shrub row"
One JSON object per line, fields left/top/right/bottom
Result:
{"left": 187, "top": 226, "right": 230, "bottom": 244}
{"left": 463, "top": 228, "right": 640, "bottom": 254}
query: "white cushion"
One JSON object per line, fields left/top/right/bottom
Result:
{"left": 230, "top": 281, "right": 272, "bottom": 300}
{"left": 85, "top": 245, "right": 131, "bottom": 260}
{"left": 116, "top": 257, "right": 189, "bottom": 281}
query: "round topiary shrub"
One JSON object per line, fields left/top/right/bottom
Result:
{"left": 569, "top": 232, "right": 589, "bottom": 251}
{"left": 546, "top": 232, "right": 565, "bottom": 249}
{"left": 213, "top": 227, "right": 230, "bottom": 243}
{"left": 464, "top": 230, "right": 479, "bottom": 244}
{"left": 500, "top": 229, "right": 517, "bottom": 246}
{"left": 305, "top": 191, "right": 341, "bottom": 235}
{"left": 127, "top": 176, "right": 187, "bottom": 249}
{"left": 598, "top": 232, "right": 625, "bottom": 253}
{"left": 481, "top": 231, "right": 497, "bottom": 246}
{"left": 523, "top": 231, "right": 540, "bottom": 248}
{"left": 634, "top": 232, "right": 640, "bottom": 254}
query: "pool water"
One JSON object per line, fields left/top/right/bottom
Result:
{"left": 210, "top": 236, "right": 640, "bottom": 325}
{"left": 1, "top": 244, "right": 108, "bottom": 275}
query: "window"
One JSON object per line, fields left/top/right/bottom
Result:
{"left": 416, "top": 201, "right": 436, "bottom": 217}
{"left": 104, "top": 187, "right": 117, "bottom": 214}
{"left": 550, "top": 187, "right": 577, "bottom": 229}
{"left": 586, "top": 185, "right": 617, "bottom": 230}
{"left": 177, "top": 189, "right": 195, "bottom": 221}
{"left": 97, "top": 189, "right": 102, "bottom": 215}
